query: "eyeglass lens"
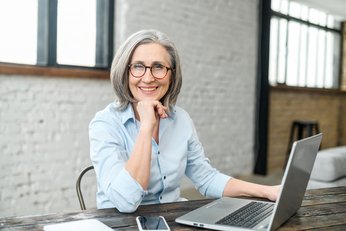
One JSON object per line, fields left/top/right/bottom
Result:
{"left": 130, "top": 64, "right": 169, "bottom": 79}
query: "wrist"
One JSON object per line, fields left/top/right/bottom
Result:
{"left": 139, "top": 124, "right": 154, "bottom": 134}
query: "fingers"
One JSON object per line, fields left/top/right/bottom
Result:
{"left": 268, "top": 185, "right": 281, "bottom": 201}
{"left": 155, "top": 104, "right": 168, "bottom": 119}
{"left": 136, "top": 100, "right": 168, "bottom": 120}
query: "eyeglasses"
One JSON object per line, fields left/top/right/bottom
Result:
{"left": 128, "top": 63, "right": 172, "bottom": 79}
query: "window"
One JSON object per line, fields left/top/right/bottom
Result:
{"left": 0, "top": 0, "right": 114, "bottom": 69}
{"left": 57, "top": 0, "right": 97, "bottom": 66}
{"left": 269, "top": 0, "right": 342, "bottom": 89}
{"left": 0, "top": 0, "right": 38, "bottom": 64}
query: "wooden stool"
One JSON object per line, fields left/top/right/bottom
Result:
{"left": 284, "top": 120, "right": 320, "bottom": 168}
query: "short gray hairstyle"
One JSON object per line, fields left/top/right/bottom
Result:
{"left": 110, "top": 29, "right": 182, "bottom": 111}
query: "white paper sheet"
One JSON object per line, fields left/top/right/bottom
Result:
{"left": 43, "top": 219, "right": 113, "bottom": 231}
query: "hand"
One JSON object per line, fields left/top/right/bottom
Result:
{"left": 265, "top": 185, "right": 281, "bottom": 201}
{"left": 135, "top": 100, "right": 168, "bottom": 131}
{"left": 223, "top": 179, "right": 281, "bottom": 202}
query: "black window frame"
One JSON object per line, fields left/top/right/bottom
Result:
{"left": 2, "top": 0, "right": 114, "bottom": 71}
{"left": 268, "top": 0, "right": 342, "bottom": 89}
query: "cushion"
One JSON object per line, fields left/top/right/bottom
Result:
{"left": 308, "top": 177, "right": 346, "bottom": 189}
{"left": 310, "top": 146, "right": 346, "bottom": 182}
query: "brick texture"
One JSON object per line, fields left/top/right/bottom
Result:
{"left": 268, "top": 88, "right": 346, "bottom": 172}
{"left": 0, "top": 76, "right": 113, "bottom": 216}
{"left": 268, "top": 21, "right": 346, "bottom": 173}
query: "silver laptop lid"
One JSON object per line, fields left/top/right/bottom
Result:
{"left": 268, "top": 133, "right": 322, "bottom": 230}
{"left": 175, "top": 133, "right": 322, "bottom": 231}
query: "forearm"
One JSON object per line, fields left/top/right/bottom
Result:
{"left": 125, "top": 101, "right": 167, "bottom": 190}
{"left": 223, "top": 178, "right": 279, "bottom": 201}
{"left": 125, "top": 128, "right": 152, "bottom": 189}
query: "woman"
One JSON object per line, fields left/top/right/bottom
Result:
{"left": 89, "top": 29, "right": 279, "bottom": 213}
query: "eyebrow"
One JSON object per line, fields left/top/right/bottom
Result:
{"left": 130, "top": 60, "right": 168, "bottom": 66}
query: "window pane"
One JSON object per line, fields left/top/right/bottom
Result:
{"left": 0, "top": 0, "right": 38, "bottom": 64}
{"left": 277, "top": 19, "right": 287, "bottom": 84}
{"left": 57, "top": 0, "right": 96, "bottom": 67}
{"left": 298, "top": 24, "right": 308, "bottom": 87}
{"left": 286, "top": 21, "right": 300, "bottom": 86}
{"left": 325, "top": 32, "right": 334, "bottom": 88}
{"left": 331, "top": 33, "right": 341, "bottom": 88}
{"left": 280, "top": 0, "right": 289, "bottom": 14}
{"left": 309, "top": 8, "right": 326, "bottom": 26}
{"left": 306, "top": 27, "right": 318, "bottom": 87}
{"left": 288, "top": 1, "right": 301, "bottom": 18}
{"left": 327, "top": 15, "right": 341, "bottom": 30}
{"left": 271, "top": 0, "right": 281, "bottom": 12}
{"left": 316, "top": 30, "right": 326, "bottom": 88}
{"left": 300, "top": 5, "right": 309, "bottom": 20}
{"left": 270, "top": 0, "right": 341, "bottom": 89}
{"left": 318, "top": 12, "right": 327, "bottom": 26}
{"left": 269, "top": 17, "right": 279, "bottom": 85}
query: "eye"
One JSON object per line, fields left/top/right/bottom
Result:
{"left": 152, "top": 64, "right": 165, "bottom": 70}
{"left": 132, "top": 63, "right": 144, "bottom": 70}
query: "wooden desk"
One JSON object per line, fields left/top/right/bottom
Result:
{"left": 0, "top": 187, "right": 345, "bottom": 230}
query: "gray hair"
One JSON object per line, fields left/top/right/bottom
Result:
{"left": 110, "top": 29, "right": 182, "bottom": 111}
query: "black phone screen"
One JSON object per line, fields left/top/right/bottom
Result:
{"left": 138, "top": 216, "right": 169, "bottom": 230}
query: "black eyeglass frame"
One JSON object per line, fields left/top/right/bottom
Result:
{"left": 128, "top": 63, "right": 173, "bottom": 79}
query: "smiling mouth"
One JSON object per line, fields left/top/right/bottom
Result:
{"left": 139, "top": 86, "right": 158, "bottom": 93}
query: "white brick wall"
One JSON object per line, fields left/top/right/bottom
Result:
{"left": 0, "top": 75, "right": 113, "bottom": 216}
{"left": 0, "top": 0, "right": 259, "bottom": 216}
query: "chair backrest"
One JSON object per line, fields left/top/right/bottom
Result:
{"left": 76, "top": 165, "right": 95, "bottom": 210}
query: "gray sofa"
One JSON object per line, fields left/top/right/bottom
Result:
{"left": 308, "top": 146, "right": 346, "bottom": 189}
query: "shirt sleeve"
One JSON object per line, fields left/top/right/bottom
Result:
{"left": 185, "top": 118, "right": 231, "bottom": 198}
{"left": 89, "top": 116, "right": 146, "bottom": 213}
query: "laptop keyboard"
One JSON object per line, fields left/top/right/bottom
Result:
{"left": 216, "top": 201, "right": 274, "bottom": 228}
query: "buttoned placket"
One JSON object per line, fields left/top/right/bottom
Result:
{"left": 157, "top": 117, "right": 172, "bottom": 202}
{"left": 154, "top": 145, "right": 168, "bottom": 202}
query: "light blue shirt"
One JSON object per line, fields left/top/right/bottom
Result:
{"left": 89, "top": 102, "right": 231, "bottom": 212}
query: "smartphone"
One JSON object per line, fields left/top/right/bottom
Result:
{"left": 136, "top": 216, "right": 170, "bottom": 231}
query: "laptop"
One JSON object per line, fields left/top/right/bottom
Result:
{"left": 176, "top": 133, "right": 322, "bottom": 231}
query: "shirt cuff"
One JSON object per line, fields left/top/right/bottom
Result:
{"left": 206, "top": 173, "right": 231, "bottom": 198}
{"left": 111, "top": 168, "right": 147, "bottom": 208}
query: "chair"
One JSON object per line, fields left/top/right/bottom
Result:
{"left": 284, "top": 120, "right": 320, "bottom": 168}
{"left": 76, "top": 165, "right": 95, "bottom": 210}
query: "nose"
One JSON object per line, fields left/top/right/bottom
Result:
{"left": 141, "top": 67, "right": 155, "bottom": 83}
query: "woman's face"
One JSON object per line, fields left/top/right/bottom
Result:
{"left": 129, "top": 43, "right": 171, "bottom": 103}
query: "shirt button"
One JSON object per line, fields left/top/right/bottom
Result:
{"left": 160, "top": 196, "right": 162, "bottom": 200}
{"left": 158, "top": 151, "right": 160, "bottom": 155}
{"left": 163, "top": 176, "right": 166, "bottom": 180}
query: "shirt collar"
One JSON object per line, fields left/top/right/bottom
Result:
{"left": 168, "top": 105, "right": 177, "bottom": 120}
{"left": 121, "top": 103, "right": 136, "bottom": 125}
